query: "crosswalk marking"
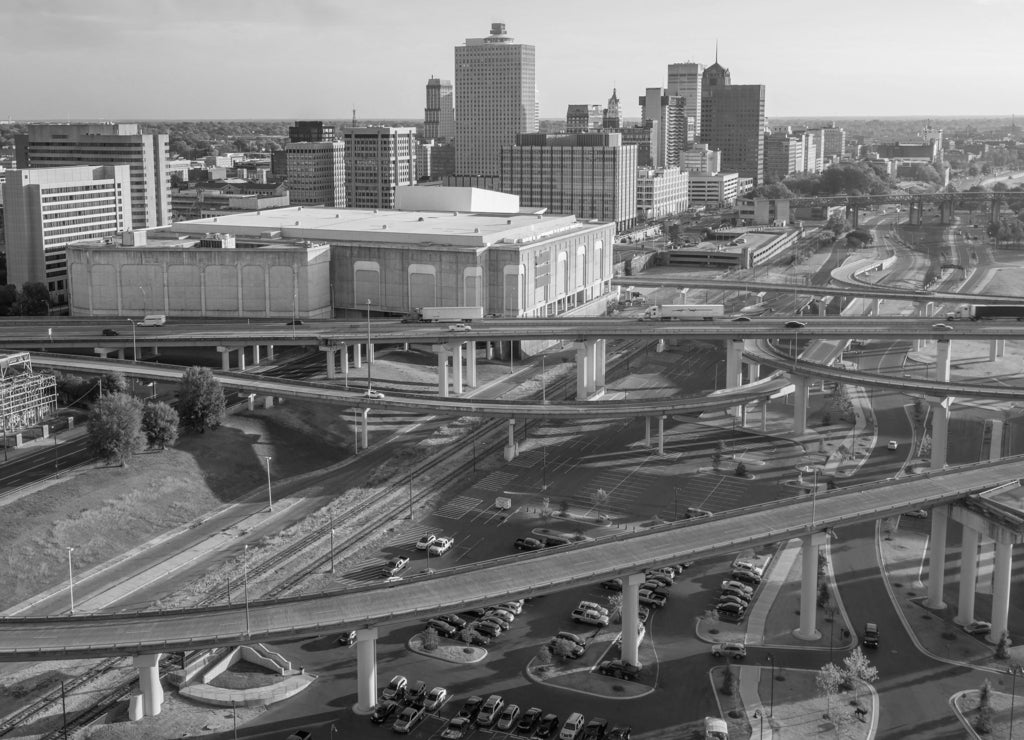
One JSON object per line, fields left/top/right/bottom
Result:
{"left": 474, "top": 471, "right": 519, "bottom": 491}
{"left": 434, "top": 495, "right": 483, "bottom": 520}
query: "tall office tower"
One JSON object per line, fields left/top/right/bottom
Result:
{"left": 667, "top": 62, "right": 704, "bottom": 138}
{"left": 424, "top": 78, "right": 456, "bottom": 141}
{"left": 618, "top": 122, "right": 656, "bottom": 168}
{"left": 700, "top": 61, "right": 766, "bottom": 184}
{"left": 763, "top": 130, "right": 805, "bottom": 182}
{"left": 500, "top": 132, "right": 637, "bottom": 231}
{"left": 288, "top": 121, "right": 336, "bottom": 143}
{"left": 284, "top": 141, "right": 345, "bottom": 207}
{"left": 454, "top": 22, "right": 537, "bottom": 177}
{"left": 341, "top": 127, "right": 417, "bottom": 209}
{"left": 15, "top": 123, "right": 169, "bottom": 230}
{"left": 819, "top": 123, "right": 846, "bottom": 160}
{"left": 602, "top": 88, "right": 622, "bottom": 129}
{"left": 3, "top": 165, "right": 132, "bottom": 302}
{"left": 799, "top": 130, "right": 822, "bottom": 173}
{"left": 566, "top": 104, "right": 604, "bottom": 133}
{"left": 638, "top": 88, "right": 689, "bottom": 169}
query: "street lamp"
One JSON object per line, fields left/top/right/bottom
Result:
{"left": 242, "top": 544, "right": 250, "bottom": 637}
{"left": 127, "top": 319, "right": 137, "bottom": 362}
{"left": 767, "top": 653, "right": 775, "bottom": 717}
{"left": 66, "top": 546, "right": 75, "bottom": 615}
{"left": 263, "top": 456, "right": 273, "bottom": 512}
{"left": 1009, "top": 663, "right": 1024, "bottom": 739}
{"left": 365, "top": 299, "right": 373, "bottom": 391}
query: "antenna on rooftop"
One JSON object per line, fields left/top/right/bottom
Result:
{"left": 352, "top": 107, "right": 357, "bottom": 128}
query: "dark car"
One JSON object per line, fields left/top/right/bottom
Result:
{"left": 480, "top": 614, "right": 511, "bottom": 631}
{"left": 382, "top": 556, "right": 409, "bottom": 576}
{"left": 370, "top": 700, "right": 399, "bottom": 724}
{"left": 436, "top": 613, "right": 468, "bottom": 630}
{"left": 286, "top": 319, "right": 304, "bottom": 325}
{"left": 716, "top": 602, "right": 747, "bottom": 621}
{"left": 600, "top": 578, "right": 623, "bottom": 591}
{"left": 863, "top": 622, "right": 879, "bottom": 648}
{"left": 457, "top": 629, "right": 491, "bottom": 646}
{"left": 607, "top": 727, "right": 632, "bottom": 740}
{"left": 583, "top": 717, "right": 610, "bottom": 740}
{"left": 514, "top": 536, "right": 546, "bottom": 551}
{"left": 597, "top": 659, "right": 641, "bottom": 680}
{"left": 337, "top": 630, "right": 357, "bottom": 646}
{"left": 460, "top": 606, "right": 488, "bottom": 619}
{"left": 426, "top": 619, "right": 459, "bottom": 638}
{"left": 785, "top": 320, "right": 807, "bottom": 329}
{"left": 517, "top": 707, "right": 544, "bottom": 734}
{"left": 457, "top": 695, "right": 484, "bottom": 720}
{"left": 102, "top": 328, "right": 119, "bottom": 336}
{"left": 536, "top": 713, "right": 561, "bottom": 738}
{"left": 730, "top": 569, "right": 762, "bottom": 586}
{"left": 406, "top": 680, "right": 427, "bottom": 705}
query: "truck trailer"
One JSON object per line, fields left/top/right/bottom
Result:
{"left": 947, "top": 304, "right": 1024, "bottom": 321}
{"left": 641, "top": 304, "right": 724, "bottom": 321}
{"left": 402, "top": 306, "right": 485, "bottom": 323}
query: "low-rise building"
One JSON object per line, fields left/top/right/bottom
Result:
{"left": 688, "top": 171, "right": 741, "bottom": 207}
{"left": 636, "top": 167, "right": 688, "bottom": 220}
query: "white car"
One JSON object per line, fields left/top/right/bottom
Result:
{"left": 423, "top": 686, "right": 448, "bottom": 712}
{"left": 887, "top": 440, "right": 899, "bottom": 451}
{"left": 712, "top": 641, "right": 747, "bottom": 659}
{"left": 448, "top": 323, "right": 473, "bottom": 332}
{"left": 415, "top": 533, "right": 438, "bottom": 550}
{"left": 428, "top": 537, "right": 454, "bottom": 556}
{"left": 577, "top": 600, "right": 610, "bottom": 616}
{"left": 364, "top": 388, "right": 385, "bottom": 399}
{"left": 963, "top": 620, "right": 992, "bottom": 636}
{"left": 571, "top": 607, "right": 609, "bottom": 626}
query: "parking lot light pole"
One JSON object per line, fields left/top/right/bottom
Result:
{"left": 66, "top": 546, "right": 75, "bottom": 615}
{"left": 767, "top": 653, "right": 775, "bottom": 717}
{"left": 242, "top": 545, "right": 250, "bottom": 637}
{"left": 263, "top": 456, "right": 273, "bottom": 512}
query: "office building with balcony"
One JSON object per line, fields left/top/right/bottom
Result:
{"left": 639, "top": 88, "right": 690, "bottom": 169}
{"left": 341, "top": 127, "right": 416, "bottom": 209}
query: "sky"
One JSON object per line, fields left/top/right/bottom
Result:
{"left": 2, "top": 0, "right": 1023, "bottom": 122}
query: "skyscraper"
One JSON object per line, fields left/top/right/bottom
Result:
{"left": 15, "top": 123, "right": 169, "bottom": 230}
{"left": 289, "top": 121, "right": 336, "bottom": 143}
{"left": 667, "top": 62, "right": 704, "bottom": 138}
{"left": 454, "top": 23, "right": 537, "bottom": 178}
{"left": 341, "top": 127, "right": 416, "bottom": 209}
{"left": 284, "top": 141, "right": 345, "bottom": 207}
{"left": 700, "top": 60, "right": 766, "bottom": 184}
{"left": 424, "top": 78, "right": 456, "bottom": 141}
{"left": 639, "top": 88, "right": 690, "bottom": 169}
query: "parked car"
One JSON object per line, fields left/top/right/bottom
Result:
{"left": 732, "top": 558, "right": 766, "bottom": 577}
{"left": 337, "top": 631, "right": 357, "bottom": 646}
{"left": 460, "top": 607, "right": 488, "bottom": 619}
{"left": 497, "top": 704, "right": 522, "bottom": 731}
{"left": 428, "top": 537, "right": 454, "bottom": 556}
{"left": 571, "top": 607, "right": 609, "bottom": 626}
{"left": 597, "top": 659, "right": 641, "bottom": 680}
{"left": 607, "top": 727, "right": 632, "bottom": 740}
{"left": 600, "top": 578, "right": 623, "bottom": 591}
{"left": 583, "top": 717, "right": 610, "bottom": 740}
{"left": 721, "top": 586, "right": 752, "bottom": 603}
{"left": 638, "top": 589, "right": 667, "bottom": 609}
{"left": 457, "top": 629, "right": 490, "bottom": 646}
{"left": 487, "top": 607, "right": 517, "bottom": 623}
{"left": 711, "top": 641, "right": 747, "bottom": 659}
{"left": 905, "top": 509, "right": 929, "bottom": 519}
{"left": 472, "top": 620, "right": 502, "bottom": 638}
{"left": 560, "top": 711, "right": 586, "bottom": 739}
{"left": 515, "top": 536, "right": 546, "bottom": 551}
{"left": 381, "top": 675, "right": 407, "bottom": 701}
{"left": 440, "top": 716, "right": 472, "bottom": 739}
{"left": 721, "top": 580, "right": 754, "bottom": 596}
{"left": 457, "top": 695, "right": 484, "bottom": 720}
{"left": 647, "top": 567, "right": 676, "bottom": 582}
{"left": 549, "top": 636, "right": 586, "bottom": 659}
{"left": 426, "top": 619, "right": 459, "bottom": 638}
{"left": 407, "top": 680, "right": 427, "bottom": 706}
{"left": 436, "top": 613, "right": 467, "bottom": 630}
{"left": 476, "top": 694, "right": 504, "bottom": 727}
{"left": 641, "top": 580, "right": 670, "bottom": 593}
{"left": 382, "top": 556, "right": 409, "bottom": 576}
{"left": 552, "top": 631, "right": 588, "bottom": 649}
{"left": 963, "top": 620, "right": 992, "bottom": 636}
{"left": 496, "top": 600, "right": 524, "bottom": 614}
{"left": 863, "top": 622, "right": 879, "bottom": 648}
{"left": 576, "top": 600, "right": 609, "bottom": 616}
{"left": 537, "top": 713, "right": 561, "bottom": 738}
{"left": 416, "top": 533, "right": 438, "bottom": 550}
{"left": 716, "top": 602, "right": 747, "bottom": 620}
{"left": 718, "top": 594, "right": 749, "bottom": 610}
{"left": 518, "top": 707, "right": 544, "bottom": 734}
{"left": 481, "top": 613, "right": 512, "bottom": 631}
{"left": 393, "top": 705, "right": 426, "bottom": 734}
{"left": 729, "top": 569, "right": 762, "bottom": 586}
{"left": 370, "top": 700, "right": 399, "bottom": 725}
{"left": 364, "top": 388, "right": 386, "bottom": 399}
{"left": 423, "top": 686, "right": 448, "bottom": 712}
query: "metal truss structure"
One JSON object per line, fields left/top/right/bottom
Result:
{"left": 0, "top": 352, "right": 57, "bottom": 431}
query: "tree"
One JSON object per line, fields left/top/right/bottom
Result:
{"left": 88, "top": 392, "right": 146, "bottom": 466}
{"left": 735, "top": 461, "right": 747, "bottom": 477}
{"left": 178, "top": 366, "right": 226, "bottom": 432}
{"left": 840, "top": 647, "right": 879, "bottom": 702}
{"left": 0, "top": 284, "right": 17, "bottom": 316}
{"left": 818, "top": 581, "right": 831, "bottom": 608}
{"left": 976, "top": 679, "right": 993, "bottom": 733}
{"left": 749, "top": 182, "right": 795, "bottom": 199}
{"left": 550, "top": 637, "right": 579, "bottom": 659}
{"left": 712, "top": 440, "right": 726, "bottom": 470}
{"left": 421, "top": 626, "right": 439, "bottom": 651}
{"left": 100, "top": 372, "right": 129, "bottom": 396}
{"left": 721, "top": 663, "right": 737, "bottom": 695}
{"left": 995, "top": 632, "right": 1011, "bottom": 660}
{"left": 816, "top": 662, "right": 843, "bottom": 719}
{"left": 590, "top": 487, "right": 610, "bottom": 517}
{"left": 13, "top": 282, "right": 50, "bottom": 315}
{"left": 142, "top": 401, "right": 180, "bottom": 450}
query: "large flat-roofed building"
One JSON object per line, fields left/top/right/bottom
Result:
{"left": 15, "top": 122, "right": 169, "bottom": 230}
{"left": 764, "top": 130, "right": 805, "bottom": 182}
{"left": 455, "top": 23, "right": 537, "bottom": 177}
{"left": 3, "top": 165, "right": 133, "bottom": 303}
{"left": 662, "top": 226, "right": 800, "bottom": 269}
{"left": 289, "top": 120, "right": 335, "bottom": 143}
{"left": 66, "top": 187, "right": 614, "bottom": 320}
{"left": 500, "top": 132, "right": 638, "bottom": 231}
{"left": 341, "top": 127, "right": 416, "bottom": 209}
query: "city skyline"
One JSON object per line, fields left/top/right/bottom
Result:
{"left": 2, "top": 0, "right": 1022, "bottom": 122}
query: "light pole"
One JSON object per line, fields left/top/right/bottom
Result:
{"left": 263, "top": 456, "right": 273, "bottom": 512}
{"left": 753, "top": 709, "right": 765, "bottom": 740}
{"left": 53, "top": 429, "right": 59, "bottom": 472}
{"left": 127, "top": 319, "right": 137, "bottom": 362}
{"left": 1010, "top": 663, "right": 1024, "bottom": 739}
{"left": 66, "top": 546, "right": 75, "bottom": 615}
{"left": 139, "top": 285, "right": 146, "bottom": 314}
{"left": 242, "top": 544, "right": 250, "bottom": 637}
{"left": 767, "top": 653, "right": 775, "bottom": 717}
{"left": 365, "top": 299, "right": 373, "bottom": 391}
{"left": 147, "top": 381, "right": 156, "bottom": 399}
{"left": 329, "top": 514, "right": 336, "bottom": 573}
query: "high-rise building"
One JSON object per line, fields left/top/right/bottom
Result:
{"left": 602, "top": 89, "right": 622, "bottom": 129}
{"left": 667, "top": 62, "right": 704, "bottom": 138}
{"left": 819, "top": 123, "right": 846, "bottom": 159}
{"left": 618, "top": 122, "right": 656, "bottom": 168}
{"left": 341, "top": 127, "right": 416, "bottom": 209}
{"left": 700, "top": 60, "right": 766, "bottom": 184}
{"left": 681, "top": 143, "right": 721, "bottom": 175}
{"left": 566, "top": 104, "right": 604, "bottom": 133}
{"left": 289, "top": 121, "right": 335, "bottom": 143}
{"left": 764, "top": 130, "right": 805, "bottom": 182}
{"left": 424, "top": 78, "right": 456, "bottom": 141}
{"left": 15, "top": 123, "right": 169, "bottom": 230}
{"left": 454, "top": 23, "right": 537, "bottom": 177}
{"left": 500, "top": 132, "right": 637, "bottom": 231}
{"left": 638, "top": 88, "right": 690, "bottom": 169}
{"left": 416, "top": 139, "right": 456, "bottom": 182}
{"left": 284, "top": 141, "right": 345, "bottom": 207}
{"left": 3, "top": 165, "right": 133, "bottom": 301}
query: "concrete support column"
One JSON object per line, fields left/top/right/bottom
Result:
{"left": 745, "top": 362, "right": 761, "bottom": 384}
{"left": 794, "top": 533, "right": 826, "bottom": 640}
{"left": 504, "top": 419, "right": 517, "bottom": 461}
{"left": 870, "top": 298, "right": 881, "bottom": 316}
{"left": 595, "top": 339, "right": 606, "bottom": 391}
{"left": 217, "top": 347, "right": 230, "bottom": 371}
{"left": 990, "top": 419, "right": 1004, "bottom": 461}
{"left": 793, "top": 376, "right": 809, "bottom": 435}
{"left": 576, "top": 342, "right": 591, "bottom": 399}
{"left": 586, "top": 340, "right": 598, "bottom": 396}
{"left": 644, "top": 416, "right": 652, "bottom": 447}
{"left": 816, "top": 301, "right": 827, "bottom": 317}
{"left": 353, "top": 343, "right": 363, "bottom": 369}
{"left": 266, "top": 345, "right": 274, "bottom": 361}
{"left": 955, "top": 525, "right": 981, "bottom": 626}
{"left": 925, "top": 505, "right": 949, "bottom": 609}
{"left": 237, "top": 348, "right": 246, "bottom": 372}
{"left": 929, "top": 397, "right": 954, "bottom": 469}
{"left": 485, "top": 341, "right": 494, "bottom": 360}
{"left": 117, "top": 349, "right": 125, "bottom": 360}
{"left": 361, "top": 408, "right": 369, "bottom": 450}
{"left": 133, "top": 653, "right": 164, "bottom": 717}
{"left": 725, "top": 340, "right": 744, "bottom": 390}
{"left": 367, "top": 342, "right": 375, "bottom": 363}
{"left": 434, "top": 345, "right": 451, "bottom": 397}
{"left": 252, "top": 345, "right": 261, "bottom": 365}
{"left": 354, "top": 627, "right": 379, "bottom": 714}
{"left": 658, "top": 415, "right": 665, "bottom": 456}
{"left": 324, "top": 348, "right": 337, "bottom": 379}
{"left": 621, "top": 573, "right": 646, "bottom": 667}
{"left": 761, "top": 401, "right": 768, "bottom": 432}
{"left": 988, "top": 542, "right": 1014, "bottom": 644}
{"left": 935, "top": 339, "right": 951, "bottom": 382}
{"left": 452, "top": 343, "right": 464, "bottom": 395}
{"left": 466, "top": 341, "right": 477, "bottom": 387}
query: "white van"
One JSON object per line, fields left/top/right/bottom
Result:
{"left": 559, "top": 712, "right": 585, "bottom": 739}
{"left": 139, "top": 314, "right": 166, "bottom": 326}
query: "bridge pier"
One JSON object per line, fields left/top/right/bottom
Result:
{"left": 990, "top": 420, "right": 1004, "bottom": 461}
{"left": 940, "top": 200, "right": 954, "bottom": 225}
{"left": 466, "top": 341, "right": 477, "bottom": 387}
{"left": 990, "top": 339, "right": 1005, "bottom": 360}
{"left": 988, "top": 541, "right": 1013, "bottom": 644}
{"left": 504, "top": 419, "right": 518, "bottom": 461}
{"left": 794, "top": 532, "right": 828, "bottom": 640}
{"left": 792, "top": 377, "right": 809, "bottom": 435}
{"left": 955, "top": 524, "right": 981, "bottom": 626}
{"left": 658, "top": 415, "right": 665, "bottom": 456}
{"left": 353, "top": 343, "right": 362, "bottom": 369}
{"left": 929, "top": 397, "right": 954, "bottom": 469}
{"left": 621, "top": 573, "right": 646, "bottom": 667}
{"left": 131, "top": 653, "right": 164, "bottom": 718}
{"left": 434, "top": 345, "right": 452, "bottom": 397}
{"left": 745, "top": 362, "right": 760, "bottom": 383}
{"left": 595, "top": 339, "right": 606, "bottom": 390}
{"left": 452, "top": 342, "right": 464, "bottom": 395}
{"left": 354, "top": 627, "right": 379, "bottom": 714}
{"left": 644, "top": 416, "right": 652, "bottom": 448}
{"left": 252, "top": 344, "right": 261, "bottom": 365}
{"left": 321, "top": 344, "right": 342, "bottom": 379}
{"left": 936, "top": 338, "right": 951, "bottom": 381}
{"left": 575, "top": 340, "right": 603, "bottom": 398}
{"left": 266, "top": 345, "right": 274, "bottom": 361}
{"left": 361, "top": 408, "right": 370, "bottom": 450}
{"left": 725, "top": 339, "right": 744, "bottom": 419}
{"left": 991, "top": 199, "right": 1001, "bottom": 224}
{"left": 925, "top": 505, "right": 949, "bottom": 609}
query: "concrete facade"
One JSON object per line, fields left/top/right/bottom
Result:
{"left": 285, "top": 141, "right": 345, "bottom": 207}
{"left": 667, "top": 62, "right": 704, "bottom": 139}
{"left": 636, "top": 167, "right": 688, "bottom": 220}
{"left": 423, "top": 78, "right": 455, "bottom": 142}
{"left": 688, "top": 172, "right": 740, "bottom": 206}
{"left": 341, "top": 127, "right": 416, "bottom": 209}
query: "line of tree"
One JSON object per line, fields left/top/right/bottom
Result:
{"left": 0, "top": 282, "right": 52, "bottom": 316}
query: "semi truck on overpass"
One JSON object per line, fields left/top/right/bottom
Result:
{"left": 401, "top": 306, "right": 485, "bottom": 323}
{"left": 947, "top": 304, "right": 1024, "bottom": 321}
{"left": 641, "top": 304, "right": 724, "bottom": 321}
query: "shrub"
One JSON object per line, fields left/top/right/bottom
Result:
{"left": 421, "top": 627, "right": 439, "bottom": 651}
